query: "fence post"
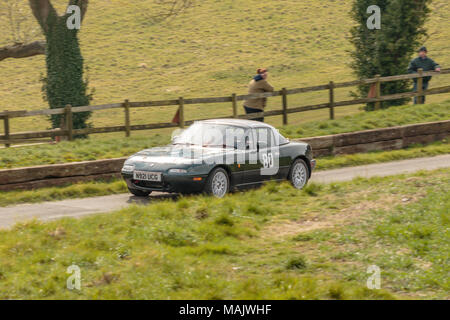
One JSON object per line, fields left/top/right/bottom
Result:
{"left": 124, "top": 99, "right": 131, "bottom": 137}
{"left": 328, "top": 82, "right": 335, "bottom": 120}
{"left": 232, "top": 93, "right": 238, "bottom": 118}
{"left": 417, "top": 68, "right": 424, "bottom": 104}
{"left": 3, "top": 111, "right": 10, "bottom": 148}
{"left": 178, "top": 97, "right": 185, "bottom": 128}
{"left": 58, "top": 116, "right": 65, "bottom": 142}
{"left": 282, "top": 88, "right": 288, "bottom": 125}
{"left": 65, "top": 104, "right": 73, "bottom": 141}
{"left": 375, "top": 74, "right": 381, "bottom": 110}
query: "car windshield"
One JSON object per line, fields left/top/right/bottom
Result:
{"left": 173, "top": 123, "right": 248, "bottom": 148}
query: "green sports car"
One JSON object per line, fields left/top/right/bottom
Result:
{"left": 121, "top": 119, "right": 316, "bottom": 198}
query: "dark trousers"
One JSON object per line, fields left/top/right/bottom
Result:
{"left": 413, "top": 81, "right": 429, "bottom": 104}
{"left": 244, "top": 106, "right": 264, "bottom": 122}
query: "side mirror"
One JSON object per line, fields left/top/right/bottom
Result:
{"left": 171, "top": 135, "right": 180, "bottom": 143}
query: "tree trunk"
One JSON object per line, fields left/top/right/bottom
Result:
{"left": 43, "top": 10, "right": 91, "bottom": 131}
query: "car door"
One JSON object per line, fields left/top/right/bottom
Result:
{"left": 257, "top": 127, "right": 280, "bottom": 181}
{"left": 238, "top": 128, "right": 259, "bottom": 185}
{"left": 224, "top": 126, "right": 248, "bottom": 186}
{"left": 273, "top": 129, "right": 292, "bottom": 179}
{"left": 243, "top": 127, "right": 278, "bottom": 184}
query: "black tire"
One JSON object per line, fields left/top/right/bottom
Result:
{"left": 204, "top": 167, "right": 230, "bottom": 198}
{"left": 128, "top": 188, "right": 152, "bottom": 197}
{"left": 288, "top": 158, "right": 309, "bottom": 190}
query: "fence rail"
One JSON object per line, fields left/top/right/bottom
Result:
{"left": 1, "top": 68, "right": 449, "bottom": 147}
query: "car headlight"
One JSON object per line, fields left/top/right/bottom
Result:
{"left": 169, "top": 168, "right": 188, "bottom": 174}
{"left": 122, "top": 165, "right": 135, "bottom": 172}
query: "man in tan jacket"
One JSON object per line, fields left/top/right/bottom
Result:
{"left": 243, "top": 68, "right": 274, "bottom": 122}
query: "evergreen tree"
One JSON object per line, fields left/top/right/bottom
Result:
{"left": 350, "top": 0, "right": 431, "bottom": 110}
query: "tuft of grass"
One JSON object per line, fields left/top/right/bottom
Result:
{"left": 245, "top": 203, "right": 270, "bottom": 216}
{"left": 187, "top": 244, "right": 234, "bottom": 256}
{"left": 328, "top": 284, "right": 346, "bottom": 300}
{"left": 292, "top": 234, "right": 313, "bottom": 242}
{"left": 302, "top": 183, "right": 323, "bottom": 196}
{"left": 286, "top": 257, "right": 308, "bottom": 270}
{"left": 214, "top": 214, "right": 235, "bottom": 226}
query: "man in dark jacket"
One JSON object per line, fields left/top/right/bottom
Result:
{"left": 243, "top": 68, "right": 274, "bottom": 122}
{"left": 408, "top": 46, "right": 441, "bottom": 104}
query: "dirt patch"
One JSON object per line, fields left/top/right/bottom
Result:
{"left": 263, "top": 193, "right": 423, "bottom": 240}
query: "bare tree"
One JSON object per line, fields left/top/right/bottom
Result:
{"left": 0, "top": 0, "right": 196, "bottom": 62}
{"left": 0, "top": 0, "right": 44, "bottom": 61}
{"left": 149, "top": 0, "right": 196, "bottom": 22}
{"left": 0, "top": 0, "right": 41, "bottom": 44}
{"left": 0, "top": 40, "right": 45, "bottom": 61}
{"left": 0, "top": 0, "right": 197, "bottom": 132}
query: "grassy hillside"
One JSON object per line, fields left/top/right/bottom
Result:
{"left": 0, "top": 0, "right": 449, "bottom": 135}
{"left": 0, "top": 101, "right": 448, "bottom": 169}
{"left": 0, "top": 169, "right": 448, "bottom": 299}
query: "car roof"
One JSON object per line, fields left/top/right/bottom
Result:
{"left": 198, "top": 119, "right": 275, "bottom": 129}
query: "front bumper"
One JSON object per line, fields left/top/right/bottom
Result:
{"left": 122, "top": 172, "right": 208, "bottom": 194}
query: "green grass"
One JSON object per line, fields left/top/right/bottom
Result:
{"left": 0, "top": 133, "right": 171, "bottom": 169}
{"left": 279, "top": 101, "right": 450, "bottom": 139}
{"left": 0, "top": 169, "right": 448, "bottom": 299}
{"left": 315, "top": 140, "right": 450, "bottom": 170}
{"left": 1, "top": 101, "right": 448, "bottom": 169}
{"left": 0, "top": 0, "right": 449, "bottom": 135}
{"left": 0, "top": 140, "right": 448, "bottom": 207}
{"left": 0, "top": 180, "right": 127, "bottom": 207}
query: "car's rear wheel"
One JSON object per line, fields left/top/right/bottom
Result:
{"left": 288, "top": 159, "right": 309, "bottom": 190}
{"left": 204, "top": 168, "right": 229, "bottom": 198}
{"left": 128, "top": 188, "right": 152, "bottom": 197}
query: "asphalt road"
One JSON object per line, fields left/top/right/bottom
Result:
{"left": 1, "top": 154, "right": 449, "bottom": 229}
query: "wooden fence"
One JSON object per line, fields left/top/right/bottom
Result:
{"left": 1, "top": 68, "right": 449, "bottom": 147}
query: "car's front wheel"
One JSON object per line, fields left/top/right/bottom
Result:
{"left": 204, "top": 168, "right": 230, "bottom": 198}
{"left": 288, "top": 159, "right": 309, "bottom": 190}
{"left": 128, "top": 188, "right": 152, "bottom": 197}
